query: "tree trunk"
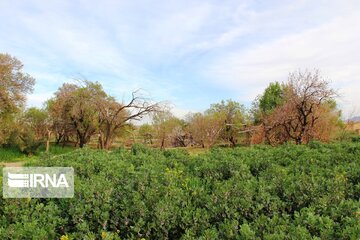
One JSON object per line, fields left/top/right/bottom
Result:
{"left": 46, "top": 130, "right": 51, "bottom": 152}
{"left": 229, "top": 136, "right": 237, "bottom": 147}
{"left": 98, "top": 131, "right": 104, "bottom": 149}
{"left": 160, "top": 137, "right": 165, "bottom": 150}
{"left": 79, "top": 137, "right": 85, "bottom": 148}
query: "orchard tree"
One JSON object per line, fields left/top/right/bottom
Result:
{"left": 152, "top": 110, "right": 183, "bottom": 149}
{"left": 49, "top": 81, "right": 160, "bottom": 149}
{"left": 22, "top": 107, "right": 49, "bottom": 139}
{"left": 259, "top": 82, "right": 285, "bottom": 114}
{"left": 206, "top": 99, "right": 247, "bottom": 147}
{"left": 138, "top": 123, "right": 155, "bottom": 144}
{"left": 97, "top": 90, "right": 161, "bottom": 149}
{"left": 49, "top": 81, "right": 107, "bottom": 148}
{"left": 0, "top": 53, "right": 35, "bottom": 144}
{"left": 264, "top": 70, "right": 338, "bottom": 145}
{"left": 251, "top": 82, "right": 285, "bottom": 124}
{"left": 20, "top": 107, "right": 51, "bottom": 154}
{"left": 187, "top": 112, "right": 223, "bottom": 148}
{"left": 0, "top": 53, "right": 35, "bottom": 115}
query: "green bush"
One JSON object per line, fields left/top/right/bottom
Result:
{"left": 0, "top": 143, "right": 359, "bottom": 239}
{"left": 352, "top": 135, "right": 360, "bottom": 142}
{"left": 0, "top": 146, "right": 25, "bottom": 162}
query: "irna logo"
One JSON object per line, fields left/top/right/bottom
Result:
{"left": 7, "top": 173, "right": 69, "bottom": 188}
{"left": 3, "top": 167, "right": 74, "bottom": 198}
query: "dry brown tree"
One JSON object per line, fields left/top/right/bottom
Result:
{"left": 264, "top": 70, "right": 338, "bottom": 145}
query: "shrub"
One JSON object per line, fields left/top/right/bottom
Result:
{"left": 0, "top": 143, "right": 359, "bottom": 239}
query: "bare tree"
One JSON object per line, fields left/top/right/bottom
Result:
{"left": 98, "top": 90, "right": 161, "bottom": 149}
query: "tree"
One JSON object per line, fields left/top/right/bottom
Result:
{"left": 22, "top": 107, "right": 48, "bottom": 139}
{"left": 169, "top": 122, "right": 191, "bottom": 147}
{"left": 0, "top": 53, "right": 35, "bottom": 115}
{"left": 187, "top": 112, "right": 223, "bottom": 148}
{"left": 251, "top": 82, "right": 285, "bottom": 124}
{"left": 264, "top": 70, "right": 338, "bottom": 145}
{"left": 97, "top": 90, "right": 161, "bottom": 149}
{"left": 138, "top": 124, "right": 155, "bottom": 144}
{"left": 46, "top": 98, "right": 73, "bottom": 146}
{"left": 259, "top": 82, "right": 284, "bottom": 114}
{"left": 206, "top": 99, "right": 247, "bottom": 147}
{"left": 0, "top": 53, "right": 35, "bottom": 144}
{"left": 48, "top": 81, "right": 107, "bottom": 148}
{"left": 48, "top": 81, "right": 160, "bottom": 149}
{"left": 152, "top": 110, "right": 181, "bottom": 149}
{"left": 20, "top": 107, "right": 51, "bottom": 154}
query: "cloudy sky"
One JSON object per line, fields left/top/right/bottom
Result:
{"left": 1, "top": 0, "right": 360, "bottom": 118}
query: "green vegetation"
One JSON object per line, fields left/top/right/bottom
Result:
{"left": 0, "top": 144, "right": 74, "bottom": 163}
{"left": 0, "top": 142, "right": 359, "bottom": 239}
{"left": 0, "top": 146, "right": 25, "bottom": 162}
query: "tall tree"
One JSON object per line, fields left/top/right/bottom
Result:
{"left": 264, "top": 70, "right": 338, "bottom": 145}
{"left": 138, "top": 123, "right": 155, "bottom": 144}
{"left": 206, "top": 99, "right": 246, "bottom": 147}
{"left": 0, "top": 53, "right": 35, "bottom": 115}
{"left": 0, "top": 53, "right": 35, "bottom": 144}
{"left": 251, "top": 82, "right": 285, "bottom": 124}
{"left": 187, "top": 112, "right": 223, "bottom": 148}
{"left": 152, "top": 110, "right": 178, "bottom": 149}
{"left": 49, "top": 81, "right": 107, "bottom": 148}
{"left": 97, "top": 90, "right": 161, "bottom": 149}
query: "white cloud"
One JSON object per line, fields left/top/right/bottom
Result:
{"left": 2, "top": 0, "right": 360, "bottom": 116}
{"left": 207, "top": 11, "right": 360, "bottom": 115}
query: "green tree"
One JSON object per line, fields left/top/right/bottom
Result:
{"left": 49, "top": 81, "right": 107, "bottom": 148}
{"left": 206, "top": 99, "right": 247, "bottom": 147}
{"left": 138, "top": 123, "right": 155, "bottom": 144}
{"left": 259, "top": 82, "right": 284, "bottom": 113}
{"left": 153, "top": 110, "right": 183, "bottom": 149}
{"left": 0, "top": 53, "right": 35, "bottom": 144}
{"left": 187, "top": 112, "right": 223, "bottom": 148}
{"left": 252, "top": 82, "right": 285, "bottom": 124}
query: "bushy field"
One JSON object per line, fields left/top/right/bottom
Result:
{"left": 0, "top": 142, "right": 359, "bottom": 239}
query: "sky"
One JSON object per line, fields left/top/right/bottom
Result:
{"left": 1, "top": 0, "right": 360, "bottom": 119}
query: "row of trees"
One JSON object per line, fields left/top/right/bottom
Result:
{"left": 0, "top": 53, "right": 162, "bottom": 153}
{"left": 139, "top": 100, "right": 247, "bottom": 149}
{"left": 139, "top": 70, "right": 342, "bottom": 148}
{"left": 0, "top": 53, "right": 344, "bottom": 153}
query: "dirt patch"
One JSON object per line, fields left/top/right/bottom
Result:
{"left": 0, "top": 161, "right": 25, "bottom": 167}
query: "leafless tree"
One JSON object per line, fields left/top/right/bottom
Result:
{"left": 98, "top": 90, "right": 162, "bottom": 149}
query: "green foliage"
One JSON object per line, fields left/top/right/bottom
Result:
{"left": 352, "top": 135, "right": 360, "bottom": 142}
{"left": 0, "top": 143, "right": 359, "bottom": 239}
{"left": 0, "top": 146, "right": 25, "bottom": 162}
{"left": 259, "top": 82, "right": 284, "bottom": 114}
{"left": 18, "top": 131, "right": 43, "bottom": 156}
{"left": 252, "top": 82, "right": 285, "bottom": 123}
{"left": 37, "top": 144, "right": 74, "bottom": 155}
{"left": 206, "top": 99, "right": 247, "bottom": 146}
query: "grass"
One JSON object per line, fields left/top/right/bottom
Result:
{"left": 0, "top": 147, "right": 26, "bottom": 162}
{"left": 165, "top": 146, "right": 209, "bottom": 156}
{"left": 37, "top": 144, "right": 75, "bottom": 155}
{"left": 0, "top": 144, "right": 75, "bottom": 163}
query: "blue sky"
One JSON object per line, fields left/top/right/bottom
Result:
{"left": 1, "top": 0, "right": 360, "bottom": 118}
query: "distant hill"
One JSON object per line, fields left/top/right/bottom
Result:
{"left": 348, "top": 116, "right": 360, "bottom": 122}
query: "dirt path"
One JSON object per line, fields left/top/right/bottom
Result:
{"left": 0, "top": 161, "right": 25, "bottom": 167}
